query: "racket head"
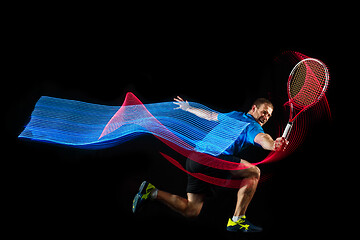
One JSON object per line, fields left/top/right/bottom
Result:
{"left": 287, "top": 58, "right": 329, "bottom": 110}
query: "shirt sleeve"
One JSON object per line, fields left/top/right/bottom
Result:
{"left": 246, "top": 123, "right": 264, "bottom": 145}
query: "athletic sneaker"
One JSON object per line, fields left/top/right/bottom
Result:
{"left": 132, "top": 181, "right": 156, "bottom": 213}
{"left": 226, "top": 216, "right": 263, "bottom": 233}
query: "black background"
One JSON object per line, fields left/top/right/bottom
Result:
{"left": 6, "top": 7, "right": 351, "bottom": 239}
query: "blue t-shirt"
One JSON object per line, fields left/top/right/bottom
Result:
{"left": 220, "top": 111, "right": 264, "bottom": 156}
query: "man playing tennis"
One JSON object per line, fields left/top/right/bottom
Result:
{"left": 132, "top": 96, "right": 288, "bottom": 232}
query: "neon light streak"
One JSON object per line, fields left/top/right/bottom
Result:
{"left": 18, "top": 51, "right": 331, "bottom": 188}
{"left": 18, "top": 91, "right": 330, "bottom": 188}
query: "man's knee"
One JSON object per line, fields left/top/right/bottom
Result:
{"left": 253, "top": 166, "right": 260, "bottom": 179}
{"left": 247, "top": 163, "right": 261, "bottom": 179}
{"left": 184, "top": 202, "right": 203, "bottom": 218}
{"left": 245, "top": 165, "right": 261, "bottom": 180}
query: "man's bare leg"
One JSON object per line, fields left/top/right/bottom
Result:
{"left": 233, "top": 177, "right": 259, "bottom": 216}
{"left": 154, "top": 159, "right": 260, "bottom": 219}
{"left": 155, "top": 191, "right": 205, "bottom": 218}
{"left": 226, "top": 160, "right": 263, "bottom": 232}
{"left": 230, "top": 160, "right": 261, "bottom": 217}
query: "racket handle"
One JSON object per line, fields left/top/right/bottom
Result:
{"left": 282, "top": 122, "right": 293, "bottom": 140}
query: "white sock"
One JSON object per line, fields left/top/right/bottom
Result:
{"left": 232, "top": 215, "right": 245, "bottom": 222}
{"left": 150, "top": 188, "right": 158, "bottom": 200}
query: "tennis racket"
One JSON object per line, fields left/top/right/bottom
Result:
{"left": 282, "top": 58, "right": 329, "bottom": 140}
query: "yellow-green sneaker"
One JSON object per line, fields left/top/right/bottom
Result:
{"left": 226, "top": 216, "right": 262, "bottom": 233}
{"left": 132, "top": 181, "right": 156, "bottom": 213}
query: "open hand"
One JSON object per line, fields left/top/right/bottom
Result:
{"left": 173, "top": 96, "right": 190, "bottom": 111}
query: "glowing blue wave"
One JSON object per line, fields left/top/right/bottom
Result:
{"left": 18, "top": 94, "right": 249, "bottom": 156}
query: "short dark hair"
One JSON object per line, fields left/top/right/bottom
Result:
{"left": 252, "top": 98, "right": 274, "bottom": 109}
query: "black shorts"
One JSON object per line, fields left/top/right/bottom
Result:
{"left": 186, "top": 153, "right": 241, "bottom": 194}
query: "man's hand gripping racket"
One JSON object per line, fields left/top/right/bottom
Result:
{"left": 281, "top": 58, "right": 330, "bottom": 141}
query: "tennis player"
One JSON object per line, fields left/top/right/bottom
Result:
{"left": 132, "top": 97, "right": 288, "bottom": 232}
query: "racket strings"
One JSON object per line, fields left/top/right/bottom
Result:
{"left": 290, "top": 60, "right": 328, "bottom": 108}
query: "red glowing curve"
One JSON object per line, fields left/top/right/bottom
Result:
{"left": 99, "top": 83, "right": 330, "bottom": 188}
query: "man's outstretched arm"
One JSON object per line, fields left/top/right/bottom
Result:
{"left": 254, "top": 133, "right": 288, "bottom": 151}
{"left": 173, "top": 96, "right": 219, "bottom": 121}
